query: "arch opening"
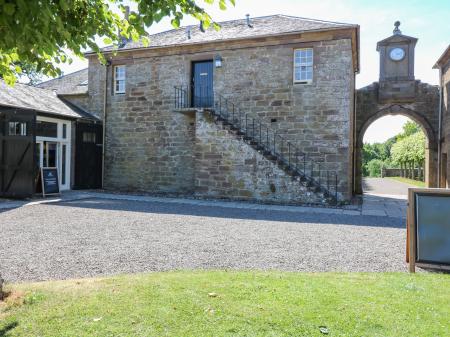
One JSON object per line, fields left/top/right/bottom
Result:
{"left": 354, "top": 106, "right": 437, "bottom": 196}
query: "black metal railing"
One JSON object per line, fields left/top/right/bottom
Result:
{"left": 174, "top": 85, "right": 339, "bottom": 203}
{"left": 174, "top": 85, "right": 213, "bottom": 109}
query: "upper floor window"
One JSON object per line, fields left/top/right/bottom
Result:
{"left": 294, "top": 48, "right": 313, "bottom": 84}
{"left": 9, "top": 122, "right": 27, "bottom": 136}
{"left": 114, "top": 65, "right": 126, "bottom": 94}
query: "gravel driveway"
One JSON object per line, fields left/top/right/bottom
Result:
{"left": 363, "top": 177, "right": 413, "bottom": 196}
{"left": 0, "top": 197, "right": 406, "bottom": 282}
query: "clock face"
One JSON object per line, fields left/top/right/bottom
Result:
{"left": 389, "top": 47, "right": 405, "bottom": 61}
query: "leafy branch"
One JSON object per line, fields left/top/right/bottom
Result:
{"left": 0, "top": 0, "right": 235, "bottom": 85}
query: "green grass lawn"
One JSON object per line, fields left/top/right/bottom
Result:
{"left": 387, "top": 176, "right": 426, "bottom": 187}
{"left": 1, "top": 271, "right": 449, "bottom": 336}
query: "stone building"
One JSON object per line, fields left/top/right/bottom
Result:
{"left": 434, "top": 45, "right": 450, "bottom": 188}
{"left": 33, "top": 16, "right": 450, "bottom": 204}
{"left": 44, "top": 14, "right": 359, "bottom": 205}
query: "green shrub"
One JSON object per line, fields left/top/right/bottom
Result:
{"left": 367, "top": 159, "right": 384, "bottom": 177}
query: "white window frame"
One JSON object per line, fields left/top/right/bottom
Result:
{"left": 8, "top": 121, "right": 27, "bottom": 136}
{"left": 114, "top": 65, "right": 126, "bottom": 94}
{"left": 36, "top": 116, "right": 72, "bottom": 191}
{"left": 293, "top": 48, "right": 313, "bottom": 84}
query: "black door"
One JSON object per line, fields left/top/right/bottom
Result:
{"left": 192, "top": 60, "right": 213, "bottom": 108}
{"left": 0, "top": 107, "right": 36, "bottom": 198}
{"left": 74, "top": 122, "right": 103, "bottom": 189}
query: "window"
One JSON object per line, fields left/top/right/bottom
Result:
{"left": 36, "top": 121, "right": 58, "bottom": 138}
{"left": 114, "top": 65, "right": 126, "bottom": 94}
{"left": 8, "top": 122, "right": 27, "bottom": 136}
{"left": 294, "top": 48, "right": 313, "bottom": 83}
{"left": 82, "top": 132, "right": 96, "bottom": 143}
{"left": 62, "top": 124, "right": 67, "bottom": 139}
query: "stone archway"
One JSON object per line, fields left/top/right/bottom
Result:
{"left": 354, "top": 104, "right": 437, "bottom": 194}
{"left": 354, "top": 82, "right": 440, "bottom": 195}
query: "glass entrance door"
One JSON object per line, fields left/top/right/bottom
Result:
{"left": 43, "top": 141, "right": 58, "bottom": 168}
{"left": 36, "top": 141, "right": 43, "bottom": 168}
{"left": 36, "top": 117, "right": 71, "bottom": 191}
{"left": 36, "top": 140, "right": 70, "bottom": 190}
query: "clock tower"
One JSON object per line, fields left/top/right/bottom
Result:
{"left": 376, "top": 22, "right": 418, "bottom": 102}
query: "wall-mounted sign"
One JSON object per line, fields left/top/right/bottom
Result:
{"left": 407, "top": 188, "right": 450, "bottom": 272}
{"left": 41, "top": 167, "right": 60, "bottom": 197}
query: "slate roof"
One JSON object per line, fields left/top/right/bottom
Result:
{"left": 36, "top": 68, "right": 89, "bottom": 95}
{"left": 0, "top": 80, "right": 96, "bottom": 120}
{"left": 90, "top": 14, "right": 357, "bottom": 54}
{"left": 433, "top": 45, "right": 450, "bottom": 69}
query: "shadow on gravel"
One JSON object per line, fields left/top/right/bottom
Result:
{"left": 51, "top": 198, "right": 405, "bottom": 229}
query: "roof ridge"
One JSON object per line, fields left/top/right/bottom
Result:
{"left": 157, "top": 13, "right": 355, "bottom": 32}
{"left": 36, "top": 68, "right": 88, "bottom": 87}
{"left": 274, "top": 14, "right": 357, "bottom": 26}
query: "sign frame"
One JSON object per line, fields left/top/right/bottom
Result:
{"left": 40, "top": 167, "right": 60, "bottom": 197}
{"left": 407, "top": 187, "right": 450, "bottom": 273}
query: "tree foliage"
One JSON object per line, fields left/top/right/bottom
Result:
{"left": 362, "top": 141, "right": 392, "bottom": 176}
{"left": 16, "top": 61, "right": 44, "bottom": 85}
{"left": 366, "top": 159, "right": 384, "bottom": 177}
{"left": 391, "top": 132, "right": 426, "bottom": 166}
{"left": 0, "top": 0, "right": 235, "bottom": 85}
{"left": 362, "top": 121, "right": 425, "bottom": 177}
{"left": 396, "top": 120, "right": 422, "bottom": 140}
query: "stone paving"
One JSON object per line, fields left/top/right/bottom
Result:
{"left": 361, "top": 194, "right": 407, "bottom": 218}
{"left": 360, "top": 178, "right": 410, "bottom": 219}
{"left": 0, "top": 187, "right": 408, "bottom": 218}
{"left": 0, "top": 189, "right": 406, "bottom": 218}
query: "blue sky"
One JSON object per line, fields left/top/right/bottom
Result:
{"left": 59, "top": 0, "right": 450, "bottom": 143}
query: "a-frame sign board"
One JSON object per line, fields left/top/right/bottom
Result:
{"left": 407, "top": 188, "right": 450, "bottom": 272}
{"left": 40, "top": 167, "right": 60, "bottom": 197}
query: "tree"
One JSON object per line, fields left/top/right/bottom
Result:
{"left": 362, "top": 141, "right": 392, "bottom": 176}
{"left": 367, "top": 159, "right": 384, "bottom": 177}
{"left": 16, "top": 62, "right": 44, "bottom": 85}
{"left": 0, "top": 0, "right": 234, "bottom": 85}
{"left": 397, "top": 120, "right": 421, "bottom": 140}
{"left": 391, "top": 131, "right": 426, "bottom": 180}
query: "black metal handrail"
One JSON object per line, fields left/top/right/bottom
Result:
{"left": 174, "top": 85, "right": 339, "bottom": 203}
{"left": 174, "top": 85, "right": 213, "bottom": 109}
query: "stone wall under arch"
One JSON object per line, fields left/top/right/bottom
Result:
{"left": 354, "top": 81, "right": 440, "bottom": 194}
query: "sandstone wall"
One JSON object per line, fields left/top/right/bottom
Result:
{"left": 214, "top": 39, "right": 354, "bottom": 198}
{"left": 103, "top": 55, "right": 196, "bottom": 193}
{"left": 195, "top": 112, "right": 328, "bottom": 204}
{"left": 61, "top": 94, "right": 91, "bottom": 116}
{"left": 86, "top": 58, "right": 107, "bottom": 119}
{"left": 86, "top": 36, "right": 355, "bottom": 201}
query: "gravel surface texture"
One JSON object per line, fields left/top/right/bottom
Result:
{"left": 0, "top": 198, "right": 406, "bottom": 282}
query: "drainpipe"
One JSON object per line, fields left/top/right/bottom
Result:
{"left": 352, "top": 72, "right": 357, "bottom": 195}
{"left": 437, "top": 67, "right": 443, "bottom": 187}
{"left": 102, "top": 60, "right": 111, "bottom": 189}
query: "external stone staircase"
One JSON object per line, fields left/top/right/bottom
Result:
{"left": 175, "top": 86, "right": 339, "bottom": 205}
